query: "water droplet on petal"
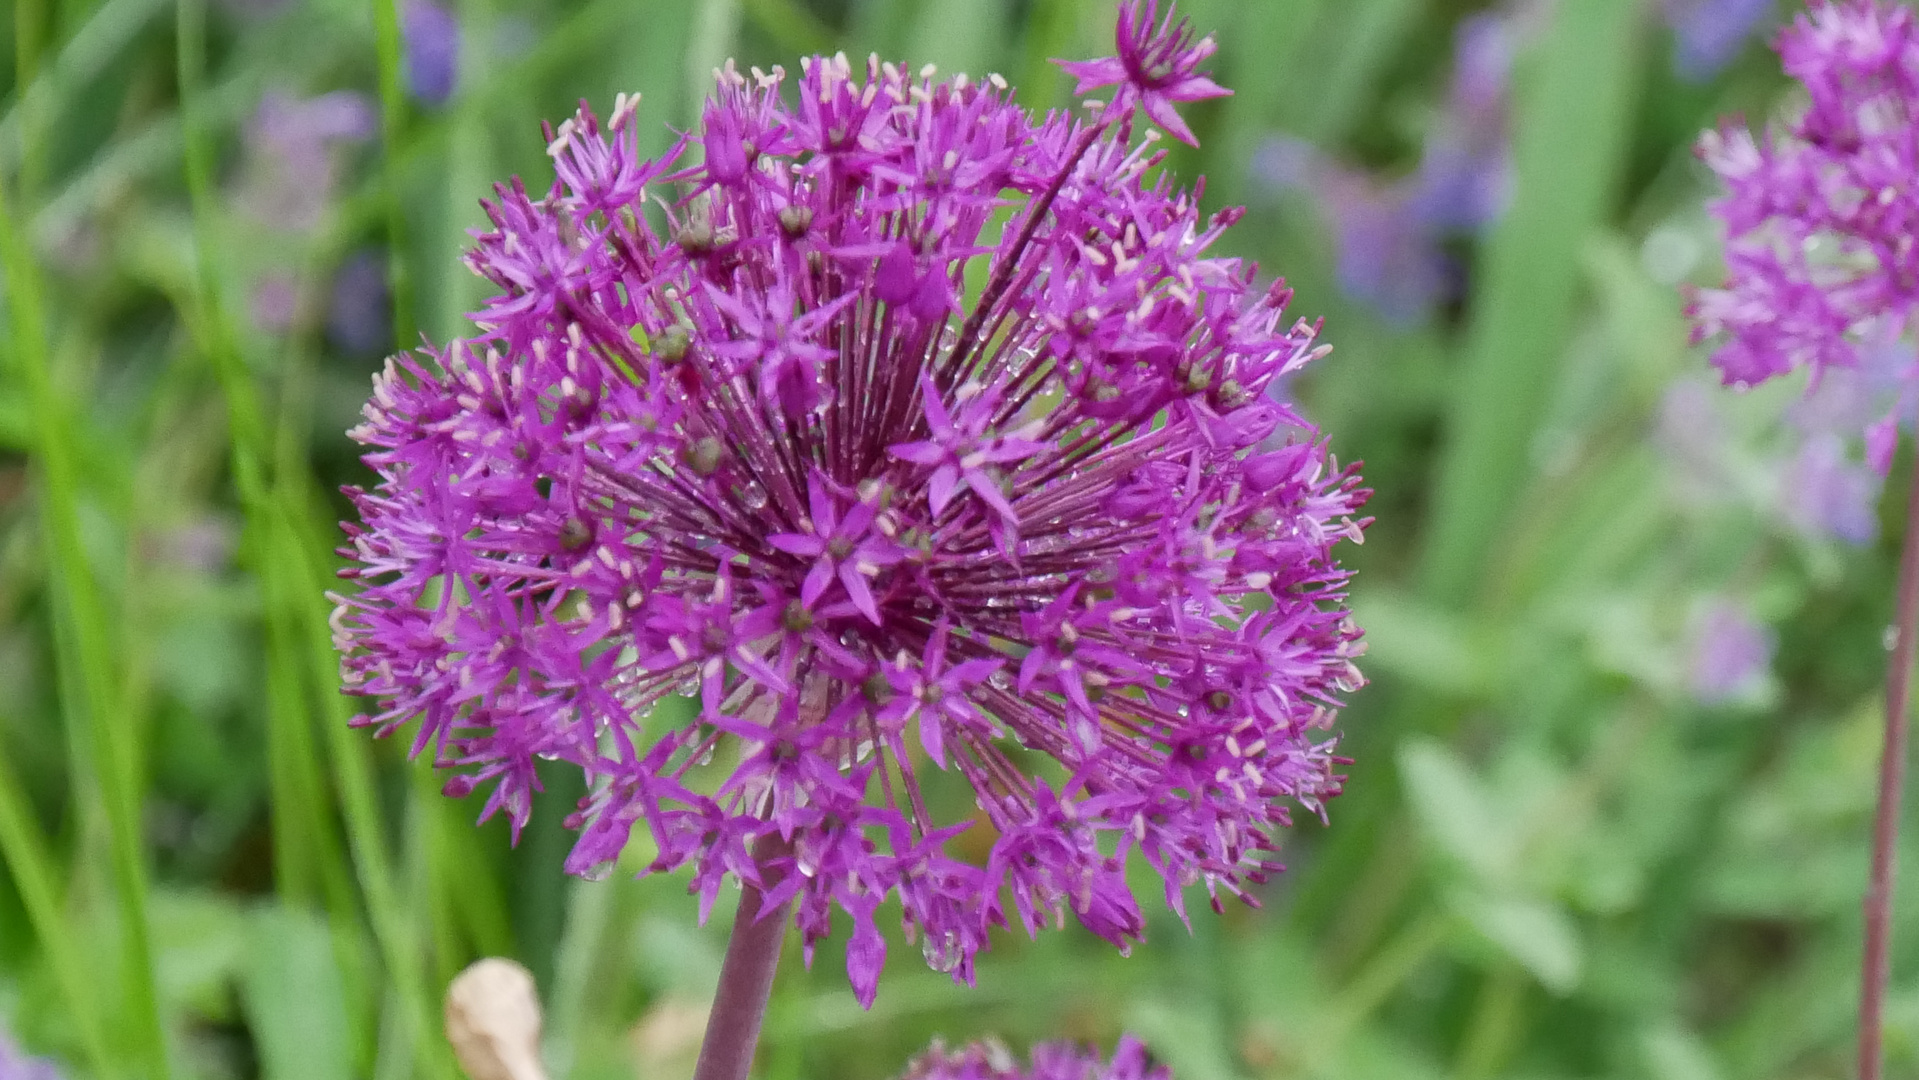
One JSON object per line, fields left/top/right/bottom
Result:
{"left": 920, "top": 930, "right": 963, "bottom": 973}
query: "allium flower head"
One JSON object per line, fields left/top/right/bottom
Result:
{"left": 900, "top": 1036, "right": 1167, "bottom": 1080}
{"left": 1689, "top": 0, "right": 1919, "bottom": 470}
{"left": 334, "top": 5, "right": 1368, "bottom": 1008}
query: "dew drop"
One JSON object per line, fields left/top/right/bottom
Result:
{"left": 579, "top": 859, "right": 617, "bottom": 882}
{"left": 920, "top": 931, "right": 963, "bottom": 973}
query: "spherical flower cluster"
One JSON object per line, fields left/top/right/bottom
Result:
{"left": 332, "top": 0, "right": 1368, "bottom": 1006}
{"left": 1689, "top": 0, "right": 1919, "bottom": 473}
{"left": 899, "top": 1036, "right": 1166, "bottom": 1080}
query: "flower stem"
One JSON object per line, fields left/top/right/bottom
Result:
{"left": 692, "top": 834, "right": 795, "bottom": 1080}
{"left": 1861, "top": 458, "right": 1919, "bottom": 1080}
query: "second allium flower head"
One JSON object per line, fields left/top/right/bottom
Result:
{"left": 333, "top": 0, "right": 1369, "bottom": 1005}
{"left": 1689, "top": 0, "right": 1919, "bottom": 473}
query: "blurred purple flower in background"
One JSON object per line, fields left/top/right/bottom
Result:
{"left": 403, "top": 0, "right": 461, "bottom": 106}
{"left": 231, "top": 90, "right": 375, "bottom": 332}
{"left": 0, "top": 1033, "right": 61, "bottom": 1080}
{"left": 250, "top": 270, "right": 301, "bottom": 332}
{"left": 900, "top": 1037, "right": 1167, "bottom": 1080}
{"left": 234, "top": 90, "right": 375, "bottom": 233}
{"left": 328, "top": 249, "right": 391, "bottom": 354}
{"left": 1662, "top": 0, "right": 1776, "bottom": 81}
{"left": 1686, "top": 599, "right": 1775, "bottom": 704}
{"left": 1404, "top": 13, "right": 1513, "bottom": 233}
{"left": 1782, "top": 432, "right": 1881, "bottom": 543}
{"left": 1688, "top": 0, "right": 1919, "bottom": 468}
{"left": 1254, "top": 12, "right": 1515, "bottom": 323}
{"left": 333, "top": 0, "right": 1369, "bottom": 1008}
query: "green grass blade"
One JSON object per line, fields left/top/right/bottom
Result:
{"left": 684, "top": 0, "right": 741, "bottom": 128}
{"left": 0, "top": 731, "right": 115, "bottom": 1077}
{"left": 173, "top": 0, "right": 445, "bottom": 1069}
{"left": 293, "top": 502, "right": 455, "bottom": 1080}
{"left": 0, "top": 126, "right": 169, "bottom": 1080}
{"left": 1416, "top": 0, "right": 1644, "bottom": 607}
{"left": 0, "top": 0, "right": 170, "bottom": 171}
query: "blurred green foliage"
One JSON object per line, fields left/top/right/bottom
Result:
{"left": 0, "top": 0, "right": 1915, "bottom": 1078}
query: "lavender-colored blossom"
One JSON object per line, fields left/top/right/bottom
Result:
{"left": 235, "top": 90, "right": 375, "bottom": 233}
{"left": 1689, "top": 0, "right": 1919, "bottom": 472}
{"left": 334, "top": 7, "right": 1367, "bottom": 1009}
{"left": 900, "top": 1036, "right": 1167, "bottom": 1080}
{"left": 403, "top": 0, "right": 461, "bottom": 107}
{"left": 0, "top": 1033, "right": 62, "bottom": 1080}
{"left": 1663, "top": 0, "right": 1777, "bottom": 81}
{"left": 1686, "top": 599, "right": 1775, "bottom": 704}
{"left": 1057, "top": 0, "right": 1230, "bottom": 146}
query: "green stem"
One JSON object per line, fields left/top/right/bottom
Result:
{"left": 0, "top": 124, "right": 169, "bottom": 1080}
{"left": 1454, "top": 964, "right": 1526, "bottom": 1080}
{"left": 13, "top": 0, "right": 46, "bottom": 198}
{"left": 370, "top": 0, "right": 418, "bottom": 352}
{"left": 1315, "top": 910, "right": 1450, "bottom": 1065}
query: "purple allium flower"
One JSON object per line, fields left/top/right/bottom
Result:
{"left": 333, "top": 12, "right": 1368, "bottom": 1009}
{"left": 1057, "top": 0, "right": 1231, "bottom": 146}
{"left": 899, "top": 1036, "right": 1168, "bottom": 1080}
{"left": 1688, "top": 0, "right": 1919, "bottom": 472}
{"left": 1686, "top": 598, "right": 1775, "bottom": 703}
{"left": 0, "top": 1033, "right": 62, "bottom": 1080}
{"left": 235, "top": 90, "right": 375, "bottom": 233}
{"left": 403, "top": 0, "right": 461, "bottom": 107}
{"left": 1663, "top": 0, "right": 1777, "bottom": 81}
